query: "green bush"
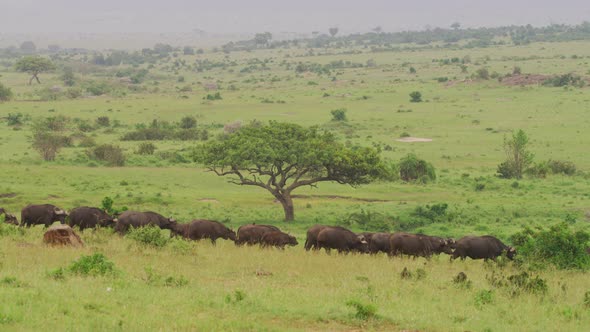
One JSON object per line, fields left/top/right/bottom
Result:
{"left": 409, "top": 91, "right": 422, "bottom": 102}
{"left": 127, "top": 226, "right": 169, "bottom": 247}
{"left": 204, "top": 92, "right": 222, "bottom": 100}
{"left": 100, "top": 196, "right": 127, "bottom": 215}
{"left": 547, "top": 160, "right": 576, "bottom": 175}
{"left": 543, "top": 73, "right": 584, "bottom": 87}
{"left": 78, "top": 136, "right": 96, "bottom": 148}
{"left": 346, "top": 300, "right": 377, "bottom": 320}
{"left": 399, "top": 154, "right": 436, "bottom": 183}
{"left": 68, "top": 253, "right": 117, "bottom": 277}
{"left": 137, "top": 142, "right": 156, "bottom": 155}
{"left": 96, "top": 116, "right": 110, "bottom": 127}
{"left": 0, "top": 82, "right": 13, "bottom": 101}
{"left": 330, "top": 108, "right": 347, "bottom": 121}
{"left": 512, "top": 223, "right": 590, "bottom": 270}
{"left": 121, "top": 127, "right": 171, "bottom": 141}
{"left": 179, "top": 116, "right": 197, "bottom": 129}
{"left": 86, "top": 144, "right": 125, "bottom": 166}
{"left": 6, "top": 113, "right": 25, "bottom": 126}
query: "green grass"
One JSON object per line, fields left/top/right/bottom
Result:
{"left": 1, "top": 39, "right": 590, "bottom": 330}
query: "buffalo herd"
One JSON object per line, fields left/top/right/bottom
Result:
{"left": 1, "top": 204, "right": 518, "bottom": 260}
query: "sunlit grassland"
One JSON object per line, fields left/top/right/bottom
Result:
{"left": 1, "top": 228, "right": 589, "bottom": 331}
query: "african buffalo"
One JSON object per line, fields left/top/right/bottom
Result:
{"left": 0, "top": 208, "right": 18, "bottom": 225}
{"left": 174, "top": 219, "right": 236, "bottom": 244}
{"left": 236, "top": 224, "right": 280, "bottom": 246}
{"left": 260, "top": 231, "right": 298, "bottom": 249}
{"left": 316, "top": 226, "right": 368, "bottom": 254}
{"left": 304, "top": 225, "right": 329, "bottom": 251}
{"left": 20, "top": 204, "right": 68, "bottom": 227}
{"left": 114, "top": 210, "right": 176, "bottom": 234}
{"left": 451, "top": 235, "right": 516, "bottom": 261}
{"left": 390, "top": 232, "right": 454, "bottom": 258}
{"left": 68, "top": 207, "right": 117, "bottom": 231}
{"left": 366, "top": 232, "right": 392, "bottom": 254}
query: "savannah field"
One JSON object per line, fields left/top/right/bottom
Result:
{"left": 1, "top": 30, "right": 590, "bottom": 331}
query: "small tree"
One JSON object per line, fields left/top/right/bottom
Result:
{"left": 399, "top": 154, "right": 436, "bottom": 183}
{"left": 0, "top": 82, "right": 13, "bottom": 101}
{"left": 329, "top": 27, "right": 339, "bottom": 37}
{"left": 451, "top": 22, "right": 461, "bottom": 30}
{"left": 61, "top": 67, "right": 76, "bottom": 86}
{"left": 196, "top": 121, "right": 386, "bottom": 221}
{"left": 15, "top": 56, "right": 55, "bottom": 85}
{"left": 330, "top": 108, "right": 347, "bottom": 122}
{"left": 20, "top": 41, "right": 36, "bottom": 53}
{"left": 179, "top": 116, "right": 197, "bottom": 129}
{"left": 409, "top": 91, "right": 422, "bottom": 103}
{"left": 497, "top": 129, "right": 534, "bottom": 179}
{"left": 31, "top": 117, "right": 68, "bottom": 161}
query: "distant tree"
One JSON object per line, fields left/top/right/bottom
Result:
{"left": 329, "top": 27, "right": 339, "bottom": 37}
{"left": 0, "top": 82, "right": 13, "bottom": 102}
{"left": 61, "top": 67, "right": 76, "bottom": 86}
{"left": 183, "top": 46, "right": 195, "bottom": 55}
{"left": 330, "top": 108, "right": 347, "bottom": 121}
{"left": 451, "top": 22, "right": 461, "bottom": 30}
{"left": 372, "top": 26, "right": 382, "bottom": 33}
{"left": 475, "top": 68, "right": 490, "bottom": 80}
{"left": 20, "top": 41, "right": 36, "bottom": 53}
{"left": 48, "top": 44, "right": 61, "bottom": 53}
{"left": 153, "top": 43, "right": 173, "bottom": 54}
{"left": 312, "top": 31, "right": 320, "bottom": 37}
{"left": 497, "top": 129, "right": 534, "bottom": 179}
{"left": 254, "top": 32, "right": 272, "bottom": 47}
{"left": 409, "top": 91, "right": 422, "bottom": 103}
{"left": 14, "top": 56, "right": 55, "bottom": 85}
{"left": 196, "top": 121, "right": 386, "bottom": 221}
{"left": 512, "top": 66, "right": 522, "bottom": 75}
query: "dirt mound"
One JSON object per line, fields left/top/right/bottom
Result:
{"left": 396, "top": 137, "right": 433, "bottom": 143}
{"left": 43, "top": 225, "right": 84, "bottom": 247}
{"left": 500, "top": 74, "right": 549, "bottom": 86}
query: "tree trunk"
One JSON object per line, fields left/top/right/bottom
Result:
{"left": 276, "top": 192, "right": 295, "bottom": 221}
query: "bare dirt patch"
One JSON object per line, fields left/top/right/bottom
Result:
{"left": 0, "top": 192, "right": 17, "bottom": 198}
{"left": 500, "top": 74, "right": 549, "bottom": 86}
{"left": 396, "top": 137, "right": 433, "bottom": 143}
{"left": 198, "top": 198, "right": 219, "bottom": 203}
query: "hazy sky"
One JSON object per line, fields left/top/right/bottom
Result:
{"left": 1, "top": 0, "right": 589, "bottom": 34}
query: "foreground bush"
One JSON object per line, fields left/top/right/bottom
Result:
{"left": 511, "top": 223, "right": 590, "bottom": 270}
{"left": 68, "top": 253, "right": 118, "bottom": 277}
{"left": 127, "top": 226, "right": 169, "bottom": 247}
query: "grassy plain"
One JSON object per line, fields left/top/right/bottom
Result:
{"left": 0, "top": 40, "right": 590, "bottom": 330}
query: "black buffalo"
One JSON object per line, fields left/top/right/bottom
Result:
{"left": 316, "top": 226, "right": 368, "bottom": 254}
{"left": 390, "top": 232, "right": 454, "bottom": 258}
{"left": 20, "top": 204, "right": 68, "bottom": 227}
{"left": 115, "top": 211, "right": 176, "bottom": 234}
{"left": 304, "top": 225, "right": 330, "bottom": 251}
{"left": 260, "top": 231, "right": 298, "bottom": 249}
{"left": 236, "top": 224, "right": 280, "bottom": 246}
{"left": 451, "top": 235, "right": 516, "bottom": 261}
{"left": 0, "top": 208, "right": 18, "bottom": 225}
{"left": 365, "top": 232, "right": 392, "bottom": 254}
{"left": 68, "top": 207, "right": 117, "bottom": 231}
{"left": 172, "top": 219, "right": 236, "bottom": 244}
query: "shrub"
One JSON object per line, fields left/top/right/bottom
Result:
{"left": 345, "top": 209, "right": 394, "bottom": 232}
{"left": 475, "top": 68, "right": 490, "bottom": 80}
{"left": 346, "top": 300, "right": 377, "bottom": 320}
{"left": 85, "top": 81, "right": 112, "bottom": 96}
{"left": 204, "top": 92, "right": 222, "bottom": 100}
{"left": 474, "top": 290, "right": 494, "bottom": 307}
{"left": 224, "top": 121, "right": 242, "bottom": 134}
{"left": 127, "top": 226, "right": 169, "bottom": 247}
{"left": 100, "top": 196, "right": 127, "bottom": 215}
{"left": 453, "top": 272, "right": 472, "bottom": 289}
{"left": 179, "top": 116, "right": 197, "bottom": 129}
{"left": 96, "top": 116, "right": 110, "bottom": 127}
{"left": 512, "top": 223, "right": 590, "bottom": 270}
{"left": 86, "top": 144, "right": 125, "bottom": 166}
{"left": 411, "top": 203, "right": 448, "bottom": 223}
{"left": 548, "top": 159, "right": 576, "bottom": 175}
{"left": 543, "top": 73, "right": 584, "bottom": 87}
{"left": 497, "top": 130, "right": 533, "bottom": 179}
{"left": 144, "top": 267, "right": 189, "bottom": 287}
{"left": 399, "top": 154, "right": 436, "bottom": 183}
{"left": 121, "top": 128, "right": 171, "bottom": 141}
{"left": 68, "top": 253, "right": 117, "bottom": 277}
{"left": 330, "top": 108, "right": 348, "bottom": 121}
{"left": 32, "top": 132, "right": 67, "bottom": 161}
{"left": 0, "top": 82, "right": 13, "bottom": 101}
{"left": 137, "top": 142, "right": 156, "bottom": 155}
{"left": 409, "top": 91, "right": 422, "bottom": 102}
{"left": 6, "top": 113, "right": 24, "bottom": 126}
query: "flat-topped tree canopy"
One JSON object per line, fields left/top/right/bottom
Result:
{"left": 196, "top": 121, "right": 387, "bottom": 221}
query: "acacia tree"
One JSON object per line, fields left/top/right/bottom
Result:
{"left": 15, "top": 56, "right": 55, "bottom": 85}
{"left": 197, "top": 122, "right": 386, "bottom": 221}
{"left": 329, "top": 27, "right": 339, "bottom": 37}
